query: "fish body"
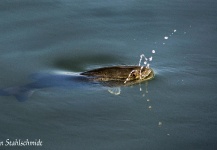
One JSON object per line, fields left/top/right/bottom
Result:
{"left": 81, "top": 66, "right": 154, "bottom": 86}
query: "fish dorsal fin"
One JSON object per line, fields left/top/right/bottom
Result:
{"left": 108, "top": 87, "right": 121, "bottom": 95}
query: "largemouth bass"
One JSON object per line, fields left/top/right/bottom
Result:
{"left": 0, "top": 66, "right": 154, "bottom": 101}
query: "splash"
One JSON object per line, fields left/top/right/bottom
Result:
{"left": 139, "top": 81, "right": 152, "bottom": 110}
{"left": 124, "top": 50, "right": 155, "bottom": 84}
{"left": 125, "top": 29, "right": 179, "bottom": 84}
{"left": 162, "top": 29, "right": 177, "bottom": 45}
{"left": 139, "top": 66, "right": 144, "bottom": 79}
{"left": 138, "top": 52, "right": 154, "bottom": 69}
{"left": 124, "top": 70, "right": 137, "bottom": 84}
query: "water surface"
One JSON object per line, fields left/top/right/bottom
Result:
{"left": 0, "top": 0, "right": 217, "bottom": 150}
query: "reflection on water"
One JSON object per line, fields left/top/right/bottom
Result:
{"left": 54, "top": 53, "right": 122, "bottom": 71}
{"left": 0, "top": 71, "right": 94, "bottom": 102}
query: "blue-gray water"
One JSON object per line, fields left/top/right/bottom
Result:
{"left": 0, "top": 0, "right": 217, "bottom": 150}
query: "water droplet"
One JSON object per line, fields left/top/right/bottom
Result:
{"left": 152, "top": 50, "right": 155, "bottom": 53}
{"left": 139, "top": 54, "right": 145, "bottom": 66}
{"left": 149, "top": 57, "right": 152, "bottom": 61}
{"left": 164, "top": 36, "right": 169, "bottom": 39}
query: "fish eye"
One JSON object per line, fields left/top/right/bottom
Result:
{"left": 130, "top": 71, "right": 137, "bottom": 78}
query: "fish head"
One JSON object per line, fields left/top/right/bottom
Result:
{"left": 125, "top": 67, "right": 154, "bottom": 81}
